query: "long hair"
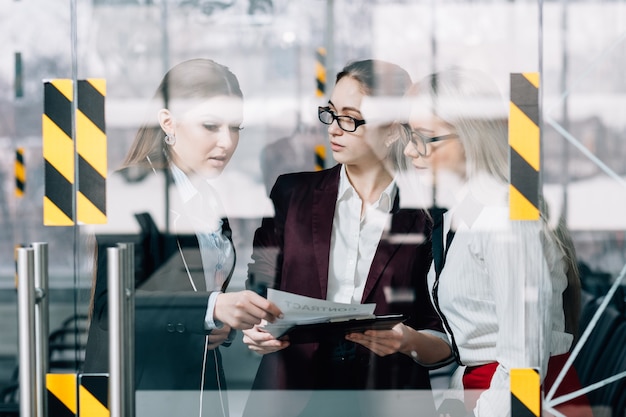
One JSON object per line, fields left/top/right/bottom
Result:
{"left": 121, "top": 58, "right": 243, "bottom": 171}
{"left": 409, "top": 67, "right": 581, "bottom": 340}
{"left": 89, "top": 59, "right": 243, "bottom": 319}
{"left": 335, "top": 59, "right": 412, "bottom": 170}
{"left": 406, "top": 68, "right": 509, "bottom": 181}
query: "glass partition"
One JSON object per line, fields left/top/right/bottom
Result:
{"left": 1, "top": 1, "right": 625, "bottom": 416}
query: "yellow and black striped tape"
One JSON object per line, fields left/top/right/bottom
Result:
{"left": 43, "top": 79, "right": 75, "bottom": 226}
{"left": 511, "top": 368, "right": 541, "bottom": 417}
{"left": 15, "top": 147, "right": 25, "bottom": 197}
{"left": 78, "top": 374, "right": 109, "bottom": 417}
{"left": 76, "top": 79, "right": 107, "bottom": 225}
{"left": 42, "top": 79, "right": 107, "bottom": 225}
{"left": 316, "top": 47, "right": 327, "bottom": 98}
{"left": 47, "top": 373, "right": 77, "bottom": 417}
{"left": 509, "top": 72, "right": 540, "bottom": 221}
{"left": 315, "top": 144, "right": 326, "bottom": 171}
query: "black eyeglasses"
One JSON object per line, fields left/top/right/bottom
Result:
{"left": 318, "top": 106, "right": 366, "bottom": 133}
{"left": 409, "top": 129, "right": 458, "bottom": 157}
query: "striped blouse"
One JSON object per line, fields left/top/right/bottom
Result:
{"left": 428, "top": 174, "right": 573, "bottom": 417}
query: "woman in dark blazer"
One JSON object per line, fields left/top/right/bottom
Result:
{"left": 83, "top": 59, "right": 282, "bottom": 409}
{"left": 242, "top": 60, "right": 452, "bottom": 410}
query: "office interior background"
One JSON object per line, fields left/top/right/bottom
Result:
{"left": 1, "top": 0, "right": 625, "bottom": 416}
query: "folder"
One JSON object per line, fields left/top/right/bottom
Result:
{"left": 270, "top": 314, "right": 407, "bottom": 344}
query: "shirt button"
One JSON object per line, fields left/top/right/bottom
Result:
{"left": 176, "top": 323, "right": 186, "bottom": 333}
{"left": 166, "top": 323, "right": 175, "bottom": 333}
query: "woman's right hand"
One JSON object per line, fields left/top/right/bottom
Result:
{"left": 214, "top": 290, "right": 283, "bottom": 330}
{"left": 242, "top": 323, "right": 290, "bottom": 355}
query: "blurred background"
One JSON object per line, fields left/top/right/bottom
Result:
{"left": 1, "top": 0, "right": 625, "bottom": 416}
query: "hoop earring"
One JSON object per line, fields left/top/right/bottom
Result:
{"left": 164, "top": 133, "right": 176, "bottom": 146}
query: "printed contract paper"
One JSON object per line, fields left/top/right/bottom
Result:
{"left": 262, "top": 288, "right": 376, "bottom": 338}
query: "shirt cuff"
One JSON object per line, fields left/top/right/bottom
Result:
{"left": 412, "top": 329, "right": 455, "bottom": 368}
{"left": 204, "top": 291, "right": 224, "bottom": 330}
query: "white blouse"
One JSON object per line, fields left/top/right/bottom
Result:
{"left": 428, "top": 175, "right": 573, "bottom": 417}
{"left": 170, "top": 164, "right": 235, "bottom": 329}
{"left": 327, "top": 165, "right": 397, "bottom": 303}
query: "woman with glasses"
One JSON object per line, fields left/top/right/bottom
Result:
{"left": 403, "top": 68, "right": 592, "bottom": 417}
{"left": 242, "top": 59, "right": 452, "bottom": 415}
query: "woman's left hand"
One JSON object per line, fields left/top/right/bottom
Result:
{"left": 207, "top": 325, "right": 233, "bottom": 350}
{"left": 345, "top": 323, "right": 409, "bottom": 357}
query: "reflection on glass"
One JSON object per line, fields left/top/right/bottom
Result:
{"left": 403, "top": 68, "right": 594, "bottom": 417}
{"left": 83, "top": 59, "right": 281, "bottom": 417}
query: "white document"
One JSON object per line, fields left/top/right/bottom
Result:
{"left": 262, "top": 288, "right": 376, "bottom": 338}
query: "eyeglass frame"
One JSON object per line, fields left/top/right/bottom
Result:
{"left": 318, "top": 106, "right": 366, "bottom": 133}
{"left": 408, "top": 128, "right": 458, "bottom": 157}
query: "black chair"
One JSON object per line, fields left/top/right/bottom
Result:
{"left": 574, "top": 301, "right": 623, "bottom": 382}
{"left": 584, "top": 321, "right": 626, "bottom": 417}
{"left": 48, "top": 313, "right": 90, "bottom": 372}
{"left": 573, "top": 292, "right": 626, "bottom": 417}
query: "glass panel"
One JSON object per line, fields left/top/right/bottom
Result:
{"left": 542, "top": 2, "right": 626, "bottom": 416}
{"left": 2, "top": 2, "right": 90, "bottom": 414}
{"left": 2, "top": 1, "right": 625, "bottom": 417}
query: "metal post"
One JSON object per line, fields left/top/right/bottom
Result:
{"left": 32, "top": 242, "right": 49, "bottom": 417}
{"left": 17, "top": 246, "right": 36, "bottom": 417}
{"left": 119, "top": 242, "right": 135, "bottom": 417}
{"left": 108, "top": 243, "right": 135, "bottom": 417}
{"left": 108, "top": 246, "right": 122, "bottom": 417}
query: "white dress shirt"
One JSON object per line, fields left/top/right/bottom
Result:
{"left": 327, "top": 165, "right": 397, "bottom": 303}
{"left": 428, "top": 174, "right": 573, "bottom": 417}
{"left": 170, "top": 164, "right": 235, "bottom": 330}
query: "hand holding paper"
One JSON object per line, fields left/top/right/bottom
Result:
{"left": 261, "top": 289, "right": 406, "bottom": 343}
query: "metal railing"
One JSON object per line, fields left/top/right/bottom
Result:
{"left": 16, "top": 242, "right": 49, "bottom": 417}
{"left": 108, "top": 242, "right": 135, "bottom": 417}
{"left": 16, "top": 241, "right": 135, "bottom": 417}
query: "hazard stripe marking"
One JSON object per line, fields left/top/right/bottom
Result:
{"left": 78, "top": 156, "right": 106, "bottom": 213}
{"left": 509, "top": 72, "right": 540, "bottom": 221}
{"left": 511, "top": 368, "right": 541, "bottom": 417}
{"left": 15, "top": 148, "right": 25, "bottom": 196}
{"left": 510, "top": 74, "right": 539, "bottom": 126}
{"left": 44, "top": 81, "right": 73, "bottom": 138}
{"left": 510, "top": 148, "right": 539, "bottom": 208}
{"left": 77, "top": 80, "right": 106, "bottom": 132}
{"left": 316, "top": 47, "right": 327, "bottom": 97}
{"left": 78, "top": 374, "right": 109, "bottom": 417}
{"left": 44, "top": 161, "right": 74, "bottom": 223}
{"left": 76, "top": 79, "right": 107, "bottom": 224}
{"left": 509, "top": 185, "right": 540, "bottom": 220}
{"left": 76, "top": 111, "right": 107, "bottom": 176}
{"left": 315, "top": 144, "right": 326, "bottom": 171}
{"left": 42, "top": 115, "right": 75, "bottom": 181}
{"left": 43, "top": 80, "right": 75, "bottom": 225}
{"left": 47, "top": 373, "right": 77, "bottom": 416}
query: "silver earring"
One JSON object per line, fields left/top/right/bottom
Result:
{"left": 164, "top": 133, "right": 176, "bottom": 146}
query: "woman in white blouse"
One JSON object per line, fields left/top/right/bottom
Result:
{"left": 402, "top": 68, "right": 592, "bottom": 417}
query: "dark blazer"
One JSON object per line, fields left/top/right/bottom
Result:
{"left": 247, "top": 164, "right": 442, "bottom": 391}
{"left": 83, "top": 169, "right": 235, "bottom": 391}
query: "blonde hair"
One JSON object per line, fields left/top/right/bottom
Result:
{"left": 408, "top": 67, "right": 581, "bottom": 339}
{"left": 406, "top": 68, "right": 508, "bottom": 180}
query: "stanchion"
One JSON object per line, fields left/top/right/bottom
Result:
{"left": 17, "top": 246, "right": 37, "bottom": 417}
{"left": 108, "top": 243, "right": 135, "bottom": 417}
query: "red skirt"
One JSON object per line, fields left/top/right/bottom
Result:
{"left": 462, "top": 353, "right": 593, "bottom": 416}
